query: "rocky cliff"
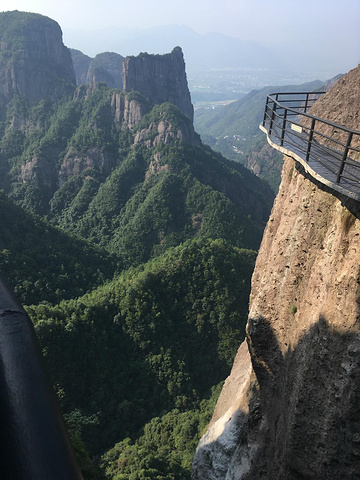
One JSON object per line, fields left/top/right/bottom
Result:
{"left": 71, "top": 49, "right": 124, "bottom": 89}
{"left": 301, "top": 66, "right": 360, "bottom": 154}
{"left": 192, "top": 65, "right": 360, "bottom": 479}
{"left": 0, "top": 11, "right": 75, "bottom": 107}
{"left": 87, "top": 52, "right": 124, "bottom": 89}
{"left": 123, "top": 47, "right": 194, "bottom": 122}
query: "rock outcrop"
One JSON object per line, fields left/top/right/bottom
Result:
{"left": 71, "top": 47, "right": 193, "bottom": 123}
{"left": 192, "top": 66, "right": 360, "bottom": 479}
{"left": 87, "top": 52, "right": 124, "bottom": 89}
{"left": 123, "top": 47, "right": 194, "bottom": 122}
{"left": 71, "top": 49, "right": 124, "bottom": 89}
{"left": 133, "top": 102, "right": 200, "bottom": 148}
{"left": 0, "top": 11, "right": 75, "bottom": 106}
{"left": 58, "top": 146, "right": 117, "bottom": 186}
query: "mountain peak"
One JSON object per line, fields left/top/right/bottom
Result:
{"left": 123, "top": 47, "right": 194, "bottom": 122}
{"left": 0, "top": 10, "right": 75, "bottom": 106}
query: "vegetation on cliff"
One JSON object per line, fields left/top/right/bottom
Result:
{"left": 0, "top": 191, "right": 120, "bottom": 305}
{"left": 1, "top": 80, "right": 273, "bottom": 255}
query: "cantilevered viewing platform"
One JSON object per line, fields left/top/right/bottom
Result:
{"left": 260, "top": 92, "right": 360, "bottom": 201}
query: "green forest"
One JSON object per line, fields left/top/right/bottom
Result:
{"left": 0, "top": 13, "right": 274, "bottom": 477}
{"left": 28, "top": 238, "right": 256, "bottom": 478}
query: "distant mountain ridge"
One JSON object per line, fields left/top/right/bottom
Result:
{"left": 63, "top": 24, "right": 356, "bottom": 77}
{"left": 65, "top": 24, "right": 282, "bottom": 72}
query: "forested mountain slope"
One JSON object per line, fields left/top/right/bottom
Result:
{"left": 0, "top": 191, "right": 120, "bottom": 305}
{"left": 1, "top": 80, "right": 273, "bottom": 261}
{"left": 28, "top": 238, "right": 256, "bottom": 460}
{"left": 0, "top": 10, "right": 275, "bottom": 479}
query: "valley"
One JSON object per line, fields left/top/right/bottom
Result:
{"left": 0, "top": 10, "right": 272, "bottom": 480}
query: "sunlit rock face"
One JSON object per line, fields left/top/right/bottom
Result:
{"left": 123, "top": 46, "right": 194, "bottom": 122}
{"left": 192, "top": 65, "right": 360, "bottom": 479}
{"left": 0, "top": 11, "right": 75, "bottom": 105}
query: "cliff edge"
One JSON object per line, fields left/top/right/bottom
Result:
{"left": 0, "top": 11, "right": 75, "bottom": 107}
{"left": 192, "top": 65, "right": 360, "bottom": 479}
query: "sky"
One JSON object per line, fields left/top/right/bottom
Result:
{"left": 0, "top": 0, "right": 359, "bottom": 74}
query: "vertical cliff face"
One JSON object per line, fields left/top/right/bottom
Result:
{"left": 123, "top": 46, "right": 194, "bottom": 122}
{"left": 192, "top": 66, "right": 360, "bottom": 479}
{"left": 0, "top": 11, "right": 75, "bottom": 106}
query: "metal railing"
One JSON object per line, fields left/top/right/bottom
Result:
{"left": 262, "top": 92, "right": 360, "bottom": 189}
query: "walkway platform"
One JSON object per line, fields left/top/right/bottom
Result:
{"left": 260, "top": 92, "right": 360, "bottom": 202}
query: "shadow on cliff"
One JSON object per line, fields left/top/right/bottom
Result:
{"left": 192, "top": 314, "right": 360, "bottom": 480}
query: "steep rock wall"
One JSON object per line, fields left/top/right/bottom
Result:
{"left": 123, "top": 47, "right": 194, "bottom": 122}
{"left": 0, "top": 11, "right": 75, "bottom": 106}
{"left": 302, "top": 65, "right": 360, "bottom": 152}
{"left": 70, "top": 48, "right": 92, "bottom": 85}
{"left": 192, "top": 67, "right": 360, "bottom": 479}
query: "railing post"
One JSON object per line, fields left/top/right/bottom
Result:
{"left": 280, "top": 108, "right": 288, "bottom": 146}
{"left": 269, "top": 95, "right": 278, "bottom": 136}
{"left": 306, "top": 117, "right": 316, "bottom": 162}
{"left": 304, "top": 93, "right": 309, "bottom": 113}
{"left": 262, "top": 96, "right": 269, "bottom": 127}
{"left": 336, "top": 131, "right": 353, "bottom": 183}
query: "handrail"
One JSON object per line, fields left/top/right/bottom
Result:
{"left": 265, "top": 93, "right": 360, "bottom": 135}
{"left": 261, "top": 92, "right": 360, "bottom": 198}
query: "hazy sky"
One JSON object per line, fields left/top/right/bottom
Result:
{"left": 1, "top": 0, "right": 359, "bottom": 72}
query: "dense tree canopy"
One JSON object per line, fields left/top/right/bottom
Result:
{"left": 27, "top": 238, "right": 255, "bottom": 458}
{"left": 0, "top": 78, "right": 271, "bottom": 479}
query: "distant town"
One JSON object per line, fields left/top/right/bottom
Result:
{"left": 188, "top": 67, "right": 333, "bottom": 109}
